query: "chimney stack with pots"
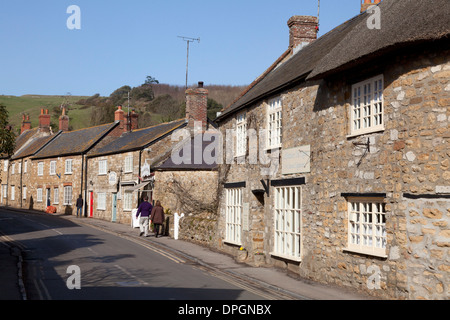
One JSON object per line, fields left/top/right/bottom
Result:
{"left": 21, "top": 114, "right": 31, "bottom": 134}
{"left": 38, "top": 108, "right": 51, "bottom": 132}
{"left": 185, "top": 81, "right": 208, "bottom": 131}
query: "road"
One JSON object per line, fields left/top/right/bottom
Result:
{"left": 0, "top": 208, "right": 290, "bottom": 301}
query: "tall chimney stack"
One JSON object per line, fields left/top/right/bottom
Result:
{"left": 185, "top": 81, "right": 208, "bottom": 131}
{"left": 59, "top": 107, "right": 69, "bottom": 132}
{"left": 288, "top": 16, "right": 318, "bottom": 51}
{"left": 110, "top": 106, "right": 126, "bottom": 137}
{"left": 361, "top": 0, "right": 382, "bottom": 13}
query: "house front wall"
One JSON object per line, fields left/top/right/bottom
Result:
{"left": 87, "top": 151, "right": 139, "bottom": 225}
{"left": 217, "top": 45, "right": 449, "bottom": 299}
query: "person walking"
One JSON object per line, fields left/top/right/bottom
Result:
{"left": 76, "top": 194, "right": 83, "bottom": 218}
{"left": 150, "top": 200, "right": 165, "bottom": 238}
{"left": 136, "top": 196, "right": 153, "bottom": 237}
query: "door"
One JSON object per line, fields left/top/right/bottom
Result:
{"left": 46, "top": 188, "right": 51, "bottom": 207}
{"left": 89, "top": 191, "right": 93, "bottom": 218}
{"left": 111, "top": 193, "right": 117, "bottom": 222}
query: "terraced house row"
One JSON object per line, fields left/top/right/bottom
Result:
{"left": 1, "top": 0, "right": 449, "bottom": 299}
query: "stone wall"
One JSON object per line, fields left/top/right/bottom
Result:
{"left": 153, "top": 170, "right": 220, "bottom": 247}
{"left": 215, "top": 45, "right": 449, "bottom": 299}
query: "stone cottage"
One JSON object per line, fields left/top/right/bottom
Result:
{"left": 152, "top": 82, "right": 220, "bottom": 244}
{"left": 85, "top": 105, "right": 186, "bottom": 225}
{"left": 2, "top": 110, "right": 55, "bottom": 209}
{"left": 214, "top": 0, "right": 449, "bottom": 299}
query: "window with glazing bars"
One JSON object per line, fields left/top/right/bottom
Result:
{"left": 267, "top": 97, "right": 282, "bottom": 148}
{"left": 351, "top": 75, "right": 384, "bottom": 136}
{"left": 348, "top": 198, "right": 386, "bottom": 257}
{"left": 225, "top": 188, "right": 243, "bottom": 245}
{"left": 273, "top": 186, "right": 302, "bottom": 260}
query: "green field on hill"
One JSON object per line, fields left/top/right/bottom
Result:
{"left": 0, "top": 94, "right": 91, "bottom": 133}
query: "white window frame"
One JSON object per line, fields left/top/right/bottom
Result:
{"left": 2, "top": 184, "right": 7, "bottom": 199}
{"left": 124, "top": 155, "right": 133, "bottom": 173}
{"left": 22, "top": 186, "right": 27, "bottom": 200}
{"left": 350, "top": 75, "right": 384, "bottom": 136}
{"left": 54, "top": 188, "right": 59, "bottom": 204}
{"left": 97, "top": 192, "right": 106, "bottom": 210}
{"left": 37, "top": 162, "right": 44, "bottom": 176}
{"left": 10, "top": 186, "right": 15, "bottom": 201}
{"left": 37, "top": 188, "right": 43, "bottom": 202}
{"left": 50, "top": 161, "right": 56, "bottom": 175}
{"left": 267, "top": 97, "right": 282, "bottom": 149}
{"left": 3, "top": 160, "right": 8, "bottom": 172}
{"left": 98, "top": 160, "right": 107, "bottom": 175}
{"left": 346, "top": 197, "right": 387, "bottom": 258}
{"left": 65, "top": 159, "right": 73, "bottom": 174}
{"left": 272, "top": 186, "right": 302, "bottom": 261}
{"left": 24, "top": 161, "right": 27, "bottom": 173}
{"left": 225, "top": 188, "right": 243, "bottom": 245}
{"left": 11, "top": 163, "right": 15, "bottom": 175}
{"left": 18, "top": 162, "right": 21, "bottom": 174}
{"left": 236, "top": 112, "right": 247, "bottom": 157}
{"left": 63, "top": 186, "right": 72, "bottom": 205}
{"left": 123, "top": 191, "right": 133, "bottom": 211}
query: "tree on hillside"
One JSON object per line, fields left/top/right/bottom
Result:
{"left": 0, "top": 104, "right": 15, "bottom": 157}
{"left": 144, "top": 76, "right": 159, "bottom": 85}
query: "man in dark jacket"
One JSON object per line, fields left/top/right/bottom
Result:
{"left": 76, "top": 194, "right": 83, "bottom": 218}
{"left": 136, "top": 196, "right": 153, "bottom": 237}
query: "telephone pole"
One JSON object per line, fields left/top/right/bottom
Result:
{"left": 178, "top": 36, "right": 200, "bottom": 89}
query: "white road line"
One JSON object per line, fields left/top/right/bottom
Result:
{"left": 114, "top": 264, "right": 149, "bottom": 286}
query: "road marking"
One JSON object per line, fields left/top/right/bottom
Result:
{"left": 0, "top": 232, "right": 27, "bottom": 250}
{"left": 114, "top": 264, "right": 149, "bottom": 286}
{"left": 77, "top": 220, "right": 186, "bottom": 264}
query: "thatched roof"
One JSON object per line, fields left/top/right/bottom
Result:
{"left": 217, "top": 0, "right": 450, "bottom": 120}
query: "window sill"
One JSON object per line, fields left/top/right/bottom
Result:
{"left": 270, "top": 252, "right": 302, "bottom": 263}
{"left": 343, "top": 247, "right": 387, "bottom": 259}
{"left": 346, "top": 127, "right": 385, "bottom": 139}
{"left": 224, "top": 240, "right": 242, "bottom": 247}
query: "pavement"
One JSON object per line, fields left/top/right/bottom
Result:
{"left": 0, "top": 209, "right": 376, "bottom": 300}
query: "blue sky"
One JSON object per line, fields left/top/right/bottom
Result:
{"left": 0, "top": 1, "right": 363, "bottom": 97}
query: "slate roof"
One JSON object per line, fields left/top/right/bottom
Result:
{"left": 11, "top": 134, "right": 58, "bottom": 160}
{"left": 32, "top": 122, "right": 118, "bottom": 159}
{"left": 87, "top": 119, "right": 186, "bottom": 158}
{"left": 154, "top": 132, "right": 219, "bottom": 171}
{"left": 217, "top": 0, "right": 450, "bottom": 120}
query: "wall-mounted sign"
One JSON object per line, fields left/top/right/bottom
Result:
{"left": 108, "top": 171, "right": 117, "bottom": 185}
{"left": 282, "top": 145, "right": 311, "bottom": 175}
{"left": 141, "top": 162, "right": 151, "bottom": 180}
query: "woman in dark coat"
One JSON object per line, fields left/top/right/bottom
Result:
{"left": 150, "top": 200, "right": 165, "bottom": 238}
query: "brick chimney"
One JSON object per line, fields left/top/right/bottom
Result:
{"left": 20, "top": 114, "right": 31, "bottom": 134}
{"left": 38, "top": 109, "right": 51, "bottom": 132}
{"left": 361, "top": 0, "right": 382, "bottom": 13}
{"left": 185, "top": 81, "right": 208, "bottom": 131}
{"left": 110, "top": 106, "right": 125, "bottom": 137}
{"left": 287, "top": 16, "right": 318, "bottom": 50}
{"left": 127, "top": 110, "right": 139, "bottom": 131}
{"left": 59, "top": 107, "right": 69, "bottom": 132}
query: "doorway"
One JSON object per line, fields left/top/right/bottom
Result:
{"left": 111, "top": 193, "right": 117, "bottom": 222}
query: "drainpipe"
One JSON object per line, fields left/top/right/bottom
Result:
{"left": 80, "top": 154, "right": 85, "bottom": 217}
{"left": 138, "top": 149, "right": 142, "bottom": 206}
{"left": 20, "top": 159, "right": 23, "bottom": 208}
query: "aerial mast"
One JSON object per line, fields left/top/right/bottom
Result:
{"left": 178, "top": 36, "right": 200, "bottom": 89}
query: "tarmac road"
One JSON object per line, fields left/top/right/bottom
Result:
{"left": 0, "top": 207, "right": 374, "bottom": 302}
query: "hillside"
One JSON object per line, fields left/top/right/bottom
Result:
{"left": 0, "top": 84, "right": 246, "bottom": 135}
